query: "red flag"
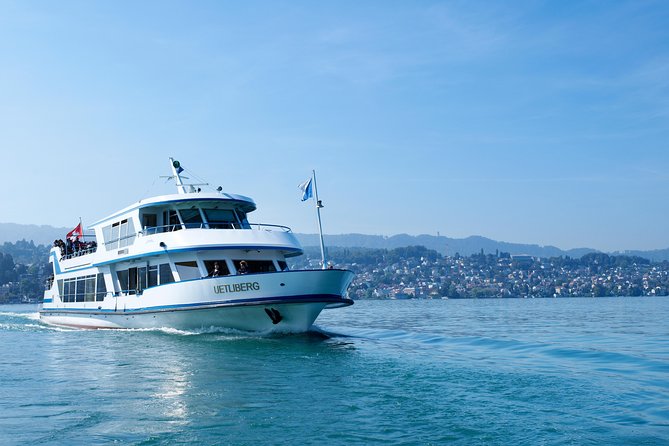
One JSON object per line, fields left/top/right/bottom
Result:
{"left": 67, "top": 223, "right": 83, "bottom": 241}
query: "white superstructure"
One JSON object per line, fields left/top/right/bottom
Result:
{"left": 39, "top": 159, "right": 353, "bottom": 331}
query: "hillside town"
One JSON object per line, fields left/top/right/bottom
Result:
{"left": 292, "top": 246, "right": 669, "bottom": 299}
{"left": 1, "top": 241, "right": 669, "bottom": 303}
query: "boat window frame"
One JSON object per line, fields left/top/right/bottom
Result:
{"left": 95, "top": 273, "right": 106, "bottom": 301}
{"left": 202, "top": 208, "right": 239, "bottom": 229}
{"left": 203, "top": 260, "right": 231, "bottom": 277}
{"left": 174, "top": 261, "right": 200, "bottom": 281}
{"left": 180, "top": 208, "right": 204, "bottom": 229}
{"left": 232, "top": 260, "right": 277, "bottom": 274}
{"left": 159, "top": 263, "right": 174, "bottom": 285}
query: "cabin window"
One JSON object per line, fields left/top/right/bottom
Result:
{"left": 180, "top": 209, "right": 203, "bottom": 229}
{"left": 148, "top": 265, "right": 158, "bottom": 287}
{"left": 138, "top": 266, "right": 148, "bottom": 292}
{"left": 175, "top": 261, "right": 199, "bottom": 281}
{"left": 203, "top": 260, "right": 231, "bottom": 277}
{"left": 59, "top": 275, "right": 106, "bottom": 302}
{"left": 160, "top": 263, "right": 174, "bottom": 284}
{"left": 75, "top": 277, "right": 86, "bottom": 302}
{"left": 114, "top": 263, "right": 173, "bottom": 295}
{"left": 85, "top": 276, "right": 96, "bottom": 302}
{"left": 59, "top": 275, "right": 97, "bottom": 303}
{"left": 96, "top": 273, "right": 106, "bottom": 301}
{"left": 110, "top": 222, "right": 120, "bottom": 248}
{"left": 119, "top": 219, "right": 136, "bottom": 248}
{"left": 116, "top": 270, "right": 129, "bottom": 294}
{"left": 103, "top": 219, "right": 136, "bottom": 250}
{"left": 63, "top": 280, "right": 72, "bottom": 302}
{"left": 278, "top": 260, "right": 288, "bottom": 271}
{"left": 128, "top": 267, "right": 138, "bottom": 294}
{"left": 116, "top": 267, "right": 139, "bottom": 294}
{"left": 203, "top": 209, "right": 237, "bottom": 229}
{"left": 233, "top": 260, "right": 276, "bottom": 274}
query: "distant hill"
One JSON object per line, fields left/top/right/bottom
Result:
{"left": 610, "top": 248, "right": 669, "bottom": 263}
{"left": 2, "top": 222, "right": 668, "bottom": 261}
{"left": 0, "top": 223, "right": 69, "bottom": 245}
{"left": 295, "top": 233, "right": 599, "bottom": 259}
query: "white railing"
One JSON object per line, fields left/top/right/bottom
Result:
{"left": 140, "top": 223, "right": 292, "bottom": 235}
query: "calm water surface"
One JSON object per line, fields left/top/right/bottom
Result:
{"left": 1, "top": 297, "right": 668, "bottom": 445}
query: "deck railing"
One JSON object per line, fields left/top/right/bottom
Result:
{"left": 58, "top": 244, "right": 98, "bottom": 260}
{"left": 55, "top": 232, "right": 98, "bottom": 260}
{"left": 141, "top": 223, "right": 292, "bottom": 235}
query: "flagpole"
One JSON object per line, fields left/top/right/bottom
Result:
{"left": 311, "top": 170, "right": 327, "bottom": 269}
{"left": 79, "top": 217, "right": 83, "bottom": 242}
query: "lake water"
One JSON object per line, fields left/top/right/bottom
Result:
{"left": 1, "top": 297, "right": 668, "bottom": 445}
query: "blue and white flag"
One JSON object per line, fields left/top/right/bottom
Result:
{"left": 298, "top": 177, "right": 313, "bottom": 201}
{"left": 176, "top": 166, "right": 184, "bottom": 174}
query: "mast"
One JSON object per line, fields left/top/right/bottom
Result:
{"left": 169, "top": 157, "right": 187, "bottom": 194}
{"left": 312, "top": 170, "right": 327, "bottom": 269}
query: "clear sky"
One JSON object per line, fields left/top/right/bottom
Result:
{"left": 0, "top": 1, "right": 667, "bottom": 252}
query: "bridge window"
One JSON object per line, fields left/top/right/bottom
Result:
{"left": 142, "top": 214, "right": 157, "bottom": 230}
{"left": 203, "top": 209, "right": 238, "bottom": 229}
{"left": 235, "top": 210, "right": 251, "bottom": 229}
{"left": 180, "top": 209, "right": 203, "bottom": 229}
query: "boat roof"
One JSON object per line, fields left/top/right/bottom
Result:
{"left": 90, "top": 192, "right": 256, "bottom": 227}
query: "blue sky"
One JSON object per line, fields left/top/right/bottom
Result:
{"left": 0, "top": 1, "right": 667, "bottom": 252}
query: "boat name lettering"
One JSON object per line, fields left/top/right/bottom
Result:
{"left": 213, "top": 282, "right": 260, "bottom": 294}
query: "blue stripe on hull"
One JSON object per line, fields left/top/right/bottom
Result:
{"left": 40, "top": 294, "right": 353, "bottom": 316}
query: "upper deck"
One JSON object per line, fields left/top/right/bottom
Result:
{"left": 90, "top": 192, "right": 257, "bottom": 227}
{"left": 49, "top": 159, "right": 304, "bottom": 271}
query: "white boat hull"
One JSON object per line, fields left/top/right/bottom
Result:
{"left": 40, "top": 269, "right": 353, "bottom": 332}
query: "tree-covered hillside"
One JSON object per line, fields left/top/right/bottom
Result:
{"left": 0, "top": 241, "right": 50, "bottom": 303}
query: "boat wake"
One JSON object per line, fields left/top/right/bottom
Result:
{"left": 0, "top": 311, "right": 76, "bottom": 332}
{"left": 0, "top": 310, "right": 348, "bottom": 340}
{"left": 96, "top": 324, "right": 345, "bottom": 340}
{"left": 0, "top": 311, "right": 41, "bottom": 321}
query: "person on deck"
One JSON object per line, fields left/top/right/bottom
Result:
{"left": 209, "top": 262, "right": 221, "bottom": 277}
{"left": 238, "top": 260, "right": 249, "bottom": 274}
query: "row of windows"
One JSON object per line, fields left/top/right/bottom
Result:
{"left": 100, "top": 207, "right": 252, "bottom": 249}
{"left": 166, "top": 208, "right": 251, "bottom": 230}
{"left": 202, "top": 259, "right": 288, "bottom": 276}
{"left": 103, "top": 219, "right": 136, "bottom": 251}
{"left": 173, "top": 259, "right": 287, "bottom": 279}
{"left": 114, "top": 260, "right": 287, "bottom": 295}
{"left": 56, "top": 259, "right": 289, "bottom": 301}
{"left": 58, "top": 274, "right": 107, "bottom": 303}
{"left": 116, "top": 263, "right": 174, "bottom": 295}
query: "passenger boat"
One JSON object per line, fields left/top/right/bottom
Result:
{"left": 39, "top": 159, "right": 354, "bottom": 331}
